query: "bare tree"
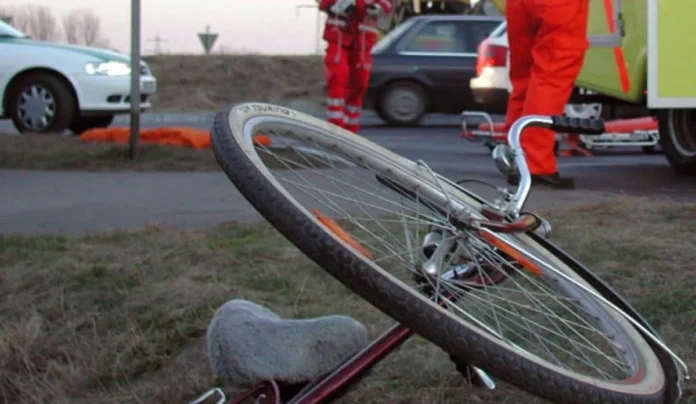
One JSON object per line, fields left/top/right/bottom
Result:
{"left": 0, "top": 5, "right": 12, "bottom": 25}
{"left": 62, "top": 8, "right": 109, "bottom": 47}
{"left": 11, "top": 4, "right": 60, "bottom": 41}
{"left": 0, "top": 3, "right": 11, "bottom": 25}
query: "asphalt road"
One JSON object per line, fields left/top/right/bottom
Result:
{"left": 1, "top": 113, "right": 694, "bottom": 235}
{"left": 0, "top": 110, "right": 466, "bottom": 134}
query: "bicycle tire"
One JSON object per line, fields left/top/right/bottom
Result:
{"left": 210, "top": 102, "right": 670, "bottom": 404}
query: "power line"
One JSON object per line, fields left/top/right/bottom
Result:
{"left": 147, "top": 31, "right": 168, "bottom": 54}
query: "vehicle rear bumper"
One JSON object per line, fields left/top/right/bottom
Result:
{"left": 470, "top": 67, "right": 509, "bottom": 114}
{"left": 471, "top": 87, "right": 508, "bottom": 115}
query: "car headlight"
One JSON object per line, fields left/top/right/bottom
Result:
{"left": 85, "top": 61, "right": 131, "bottom": 76}
{"left": 140, "top": 62, "right": 151, "bottom": 76}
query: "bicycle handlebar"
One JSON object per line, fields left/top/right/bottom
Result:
{"left": 507, "top": 115, "right": 606, "bottom": 215}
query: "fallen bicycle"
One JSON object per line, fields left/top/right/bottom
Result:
{"left": 191, "top": 103, "right": 689, "bottom": 404}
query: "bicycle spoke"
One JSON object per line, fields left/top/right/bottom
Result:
{"left": 243, "top": 123, "right": 640, "bottom": 383}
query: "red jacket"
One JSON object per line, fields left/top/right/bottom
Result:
{"left": 319, "top": 0, "right": 358, "bottom": 47}
{"left": 353, "top": 0, "right": 392, "bottom": 51}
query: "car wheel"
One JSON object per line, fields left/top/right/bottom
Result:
{"left": 69, "top": 115, "right": 115, "bottom": 135}
{"left": 378, "top": 81, "right": 428, "bottom": 126}
{"left": 658, "top": 109, "right": 696, "bottom": 175}
{"left": 564, "top": 100, "right": 602, "bottom": 150}
{"left": 7, "top": 73, "right": 76, "bottom": 134}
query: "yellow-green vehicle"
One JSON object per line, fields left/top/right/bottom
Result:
{"left": 490, "top": 0, "right": 696, "bottom": 175}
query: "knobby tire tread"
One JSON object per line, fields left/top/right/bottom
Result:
{"left": 210, "top": 106, "right": 665, "bottom": 404}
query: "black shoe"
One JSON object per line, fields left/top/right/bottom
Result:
{"left": 507, "top": 172, "right": 575, "bottom": 189}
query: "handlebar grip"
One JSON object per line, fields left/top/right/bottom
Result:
{"left": 550, "top": 116, "right": 606, "bottom": 135}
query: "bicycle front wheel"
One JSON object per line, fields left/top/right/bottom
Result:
{"left": 211, "top": 103, "right": 670, "bottom": 404}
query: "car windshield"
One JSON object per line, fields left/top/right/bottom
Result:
{"left": 372, "top": 18, "right": 419, "bottom": 54}
{"left": 0, "top": 19, "right": 27, "bottom": 38}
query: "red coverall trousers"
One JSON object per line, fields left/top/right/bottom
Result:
{"left": 344, "top": 46, "right": 373, "bottom": 134}
{"left": 504, "top": 0, "right": 590, "bottom": 175}
{"left": 325, "top": 41, "right": 352, "bottom": 128}
{"left": 325, "top": 40, "right": 373, "bottom": 134}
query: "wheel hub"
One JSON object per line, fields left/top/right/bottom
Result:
{"left": 565, "top": 103, "right": 601, "bottom": 118}
{"left": 417, "top": 229, "right": 512, "bottom": 292}
{"left": 18, "top": 85, "right": 56, "bottom": 130}
{"left": 389, "top": 90, "right": 420, "bottom": 119}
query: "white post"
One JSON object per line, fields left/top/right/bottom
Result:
{"left": 316, "top": 8, "right": 321, "bottom": 54}
{"left": 129, "top": 0, "right": 141, "bottom": 159}
{"left": 296, "top": 4, "right": 321, "bottom": 55}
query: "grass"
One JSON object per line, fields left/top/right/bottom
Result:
{"left": 143, "top": 54, "right": 325, "bottom": 113}
{"left": 0, "top": 134, "right": 342, "bottom": 172}
{"left": 1, "top": 196, "right": 695, "bottom": 403}
{"left": 0, "top": 134, "right": 220, "bottom": 172}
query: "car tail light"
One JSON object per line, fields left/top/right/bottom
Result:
{"left": 476, "top": 42, "right": 508, "bottom": 76}
{"left": 475, "top": 38, "right": 490, "bottom": 77}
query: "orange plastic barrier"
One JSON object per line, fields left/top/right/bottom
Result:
{"left": 79, "top": 127, "right": 272, "bottom": 148}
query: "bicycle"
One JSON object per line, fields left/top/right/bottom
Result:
{"left": 203, "top": 102, "right": 689, "bottom": 404}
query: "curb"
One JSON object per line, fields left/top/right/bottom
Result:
{"left": 112, "top": 110, "right": 383, "bottom": 126}
{"left": 111, "top": 111, "right": 487, "bottom": 128}
{"left": 112, "top": 112, "right": 218, "bottom": 125}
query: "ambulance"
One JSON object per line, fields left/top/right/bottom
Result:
{"left": 489, "top": 0, "right": 696, "bottom": 175}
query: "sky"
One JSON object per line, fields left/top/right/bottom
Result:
{"left": 3, "top": 0, "right": 326, "bottom": 55}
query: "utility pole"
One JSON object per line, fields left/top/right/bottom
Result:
{"left": 147, "top": 31, "right": 168, "bottom": 55}
{"left": 129, "top": 0, "right": 141, "bottom": 160}
{"left": 296, "top": 4, "right": 322, "bottom": 55}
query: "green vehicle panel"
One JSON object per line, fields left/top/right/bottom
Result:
{"left": 577, "top": 0, "right": 646, "bottom": 104}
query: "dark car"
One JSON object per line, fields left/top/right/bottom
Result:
{"left": 364, "top": 15, "right": 504, "bottom": 126}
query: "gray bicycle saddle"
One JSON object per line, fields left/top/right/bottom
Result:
{"left": 207, "top": 299, "right": 369, "bottom": 388}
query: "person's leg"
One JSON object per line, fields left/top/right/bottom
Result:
{"left": 344, "top": 49, "right": 372, "bottom": 134}
{"left": 324, "top": 42, "right": 350, "bottom": 128}
{"left": 503, "top": 0, "right": 536, "bottom": 133}
{"left": 521, "top": 0, "right": 589, "bottom": 176}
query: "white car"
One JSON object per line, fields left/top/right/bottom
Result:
{"left": 469, "top": 20, "right": 510, "bottom": 115}
{"left": 0, "top": 19, "right": 157, "bottom": 134}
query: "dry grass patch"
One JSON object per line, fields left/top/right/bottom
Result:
{"left": 144, "top": 54, "right": 325, "bottom": 113}
{"left": 0, "top": 134, "right": 219, "bottom": 172}
{"left": 0, "top": 134, "right": 341, "bottom": 172}
{"left": 1, "top": 196, "right": 694, "bottom": 403}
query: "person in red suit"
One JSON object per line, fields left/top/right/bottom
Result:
{"left": 319, "top": 0, "right": 355, "bottom": 129}
{"left": 319, "top": 0, "right": 392, "bottom": 134}
{"left": 504, "top": 0, "right": 590, "bottom": 189}
{"left": 344, "top": 0, "right": 392, "bottom": 134}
